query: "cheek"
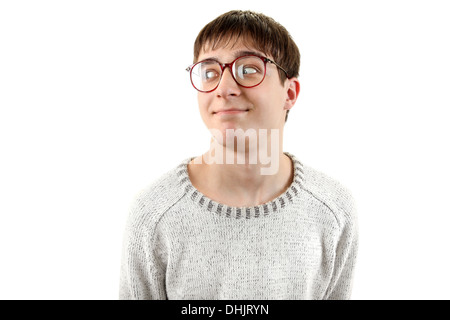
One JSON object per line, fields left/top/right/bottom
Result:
{"left": 248, "top": 88, "right": 279, "bottom": 111}
{"left": 197, "top": 94, "right": 209, "bottom": 112}
{"left": 262, "top": 80, "right": 286, "bottom": 107}
{"left": 197, "top": 94, "right": 214, "bottom": 125}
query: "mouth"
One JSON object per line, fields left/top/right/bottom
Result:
{"left": 213, "top": 109, "right": 249, "bottom": 115}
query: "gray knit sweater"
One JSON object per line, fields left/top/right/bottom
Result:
{"left": 119, "top": 152, "right": 358, "bottom": 300}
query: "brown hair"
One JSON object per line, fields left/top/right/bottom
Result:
{"left": 193, "top": 10, "right": 300, "bottom": 122}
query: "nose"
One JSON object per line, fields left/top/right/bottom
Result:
{"left": 215, "top": 66, "right": 241, "bottom": 98}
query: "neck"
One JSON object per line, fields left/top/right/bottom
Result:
{"left": 193, "top": 131, "right": 293, "bottom": 207}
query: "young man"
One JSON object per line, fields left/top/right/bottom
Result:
{"left": 120, "top": 10, "right": 358, "bottom": 300}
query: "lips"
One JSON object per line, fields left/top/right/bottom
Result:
{"left": 213, "top": 109, "right": 249, "bottom": 115}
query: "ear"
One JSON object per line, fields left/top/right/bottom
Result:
{"left": 284, "top": 77, "right": 300, "bottom": 111}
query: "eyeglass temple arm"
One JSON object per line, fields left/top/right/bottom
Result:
{"left": 266, "top": 58, "right": 290, "bottom": 78}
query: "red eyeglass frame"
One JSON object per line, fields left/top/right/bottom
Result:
{"left": 186, "top": 54, "right": 290, "bottom": 93}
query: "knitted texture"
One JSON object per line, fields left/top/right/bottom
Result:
{"left": 119, "top": 152, "right": 358, "bottom": 300}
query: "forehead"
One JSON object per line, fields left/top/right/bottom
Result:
{"left": 198, "top": 38, "right": 271, "bottom": 62}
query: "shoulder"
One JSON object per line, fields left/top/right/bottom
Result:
{"left": 125, "top": 160, "right": 188, "bottom": 231}
{"left": 300, "top": 163, "right": 357, "bottom": 229}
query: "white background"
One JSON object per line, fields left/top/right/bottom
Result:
{"left": 1, "top": 0, "right": 449, "bottom": 300}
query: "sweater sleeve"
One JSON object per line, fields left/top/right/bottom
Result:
{"left": 323, "top": 198, "right": 359, "bottom": 300}
{"left": 119, "top": 198, "right": 167, "bottom": 300}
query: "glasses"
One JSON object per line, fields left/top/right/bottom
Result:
{"left": 186, "top": 55, "right": 289, "bottom": 93}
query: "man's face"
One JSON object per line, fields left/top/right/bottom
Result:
{"left": 196, "top": 41, "right": 295, "bottom": 145}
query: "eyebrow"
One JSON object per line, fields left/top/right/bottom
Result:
{"left": 201, "top": 50, "right": 265, "bottom": 63}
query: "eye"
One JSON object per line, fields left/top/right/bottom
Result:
{"left": 243, "top": 66, "right": 259, "bottom": 74}
{"left": 235, "top": 64, "right": 262, "bottom": 80}
{"left": 203, "top": 69, "right": 219, "bottom": 81}
{"left": 205, "top": 70, "right": 218, "bottom": 79}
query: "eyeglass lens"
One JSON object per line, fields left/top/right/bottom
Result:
{"left": 190, "top": 56, "right": 266, "bottom": 92}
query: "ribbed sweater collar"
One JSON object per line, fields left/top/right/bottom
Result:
{"left": 177, "top": 152, "right": 304, "bottom": 219}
